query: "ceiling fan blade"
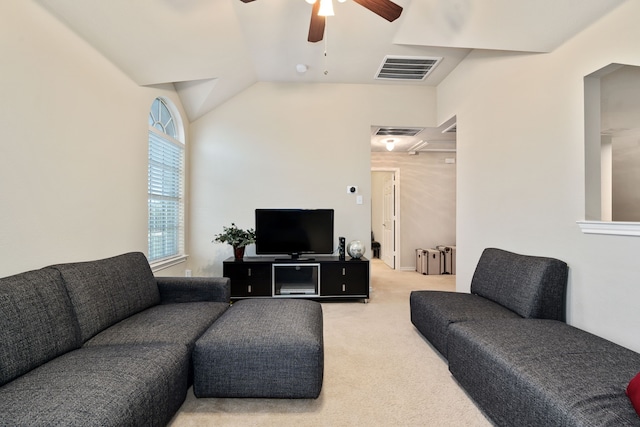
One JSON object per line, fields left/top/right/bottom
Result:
{"left": 308, "top": 0, "right": 325, "bottom": 43}
{"left": 352, "top": 0, "right": 403, "bottom": 22}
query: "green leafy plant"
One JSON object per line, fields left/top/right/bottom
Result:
{"left": 213, "top": 223, "right": 256, "bottom": 248}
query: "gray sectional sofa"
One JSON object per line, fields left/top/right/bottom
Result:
{"left": 411, "top": 247, "right": 640, "bottom": 426}
{"left": 0, "top": 252, "right": 231, "bottom": 427}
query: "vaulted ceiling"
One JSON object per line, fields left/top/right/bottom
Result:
{"left": 37, "top": 0, "right": 625, "bottom": 130}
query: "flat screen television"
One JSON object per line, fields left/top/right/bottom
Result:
{"left": 255, "top": 209, "right": 334, "bottom": 259}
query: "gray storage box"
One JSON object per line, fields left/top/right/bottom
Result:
{"left": 437, "top": 245, "right": 456, "bottom": 275}
{"left": 416, "top": 249, "right": 426, "bottom": 274}
{"left": 424, "top": 249, "right": 442, "bottom": 275}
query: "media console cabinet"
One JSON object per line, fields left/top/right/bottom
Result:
{"left": 223, "top": 256, "right": 370, "bottom": 302}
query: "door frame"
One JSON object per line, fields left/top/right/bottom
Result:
{"left": 371, "top": 167, "right": 401, "bottom": 270}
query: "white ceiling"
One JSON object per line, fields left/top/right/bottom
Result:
{"left": 36, "top": 0, "right": 626, "bottom": 151}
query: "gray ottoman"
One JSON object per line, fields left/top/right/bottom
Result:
{"left": 193, "top": 298, "right": 324, "bottom": 399}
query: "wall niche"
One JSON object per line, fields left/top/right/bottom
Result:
{"left": 583, "top": 64, "right": 640, "bottom": 235}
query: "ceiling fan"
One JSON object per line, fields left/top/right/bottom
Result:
{"left": 239, "top": 0, "right": 403, "bottom": 43}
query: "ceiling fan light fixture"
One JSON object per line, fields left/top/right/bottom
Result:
{"left": 385, "top": 139, "right": 395, "bottom": 151}
{"left": 318, "top": 0, "right": 335, "bottom": 16}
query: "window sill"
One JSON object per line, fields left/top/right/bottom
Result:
{"left": 576, "top": 221, "right": 640, "bottom": 237}
{"left": 150, "top": 254, "right": 188, "bottom": 273}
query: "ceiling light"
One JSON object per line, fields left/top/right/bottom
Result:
{"left": 386, "top": 139, "right": 395, "bottom": 151}
{"left": 296, "top": 64, "right": 308, "bottom": 73}
{"left": 306, "top": 0, "right": 344, "bottom": 14}
{"left": 318, "top": 0, "right": 334, "bottom": 16}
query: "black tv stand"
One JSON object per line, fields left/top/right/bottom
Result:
{"left": 223, "top": 256, "right": 369, "bottom": 303}
{"left": 274, "top": 257, "right": 315, "bottom": 262}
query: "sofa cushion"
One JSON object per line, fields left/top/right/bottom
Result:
{"left": 448, "top": 319, "right": 640, "bottom": 426}
{"left": 52, "top": 252, "right": 160, "bottom": 342}
{"left": 0, "top": 343, "right": 188, "bottom": 427}
{"left": 0, "top": 268, "right": 81, "bottom": 387}
{"left": 470, "top": 248, "right": 568, "bottom": 320}
{"left": 410, "top": 290, "right": 520, "bottom": 359}
{"left": 84, "top": 301, "right": 229, "bottom": 352}
{"left": 627, "top": 372, "right": 640, "bottom": 416}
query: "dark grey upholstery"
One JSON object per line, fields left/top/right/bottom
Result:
{"left": 0, "top": 251, "right": 233, "bottom": 426}
{"left": 410, "top": 291, "right": 520, "bottom": 357}
{"left": 52, "top": 252, "right": 161, "bottom": 342}
{"left": 409, "top": 247, "right": 639, "bottom": 425}
{"left": 157, "top": 276, "right": 230, "bottom": 304}
{"left": 0, "top": 344, "right": 188, "bottom": 427}
{"left": 85, "top": 301, "right": 228, "bottom": 350}
{"left": 0, "top": 268, "right": 81, "bottom": 386}
{"left": 410, "top": 247, "right": 568, "bottom": 359}
{"left": 470, "top": 248, "right": 568, "bottom": 320}
{"left": 193, "top": 299, "right": 324, "bottom": 399}
{"left": 448, "top": 319, "right": 640, "bottom": 427}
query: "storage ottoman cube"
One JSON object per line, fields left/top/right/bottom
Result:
{"left": 193, "top": 298, "right": 324, "bottom": 399}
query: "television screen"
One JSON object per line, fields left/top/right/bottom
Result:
{"left": 255, "top": 209, "right": 334, "bottom": 257}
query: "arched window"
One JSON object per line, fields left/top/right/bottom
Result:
{"left": 148, "top": 98, "right": 185, "bottom": 263}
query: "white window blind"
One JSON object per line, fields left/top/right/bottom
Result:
{"left": 148, "top": 99, "right": 184, "bottom": 262}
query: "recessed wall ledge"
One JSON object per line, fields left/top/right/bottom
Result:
{"left": 577, "top": 220, "right": 640, "bottom": 236}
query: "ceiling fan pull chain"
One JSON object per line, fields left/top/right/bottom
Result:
{"left": 324, "top": 21, "right": 329, "bottom": 75}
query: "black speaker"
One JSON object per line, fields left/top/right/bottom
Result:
{"left": 338, "top": 237, "right": 346, "bottom": 260}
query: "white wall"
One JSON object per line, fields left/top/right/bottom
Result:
{"left": 188, "top": 83, "right": 437, "bottom": 276}
{"left": 438, "top": 1, "right": 640, "bottom": 352}
{"left": 0, "top": 1, "right": 187, "bottom": 277}
{"left": 371, "top": 152, "right": 456, "bottom": 270}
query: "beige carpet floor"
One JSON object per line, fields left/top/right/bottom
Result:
{"left": 169, "top": 259, "right": 491, "bottom": 426}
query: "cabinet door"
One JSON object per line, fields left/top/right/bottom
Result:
{"left": 321, "top": 261, "right": 369, "bottom": 296}
{"left": 224, "top": 262, "right": 271, "bottom": 297}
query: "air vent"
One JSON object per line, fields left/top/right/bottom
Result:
{"left": 374, "top": 127, "right": 424, "bottom": 137}
{"left": 375, "top": 56, "right": 442, "bottom": 81}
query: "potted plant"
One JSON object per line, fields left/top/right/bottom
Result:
{"left": 213, "top": 223, "right": 256, "bottom": 260}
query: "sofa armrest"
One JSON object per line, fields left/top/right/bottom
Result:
{"left": 156, "top": 277, "right": 230, "bottom": 304}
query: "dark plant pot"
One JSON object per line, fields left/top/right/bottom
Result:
{"left": 233, "top": 246, "right": 245, "bottom": 260}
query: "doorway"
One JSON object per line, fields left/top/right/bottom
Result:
{"left": 370, "top": 118, "right": 457, "bottom": 271}
{"left": 371, "top": 168, "right": 400, "bottom": 269}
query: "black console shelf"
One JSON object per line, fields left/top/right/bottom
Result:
{"left": 223, "top": 256, "right": 369, "bottom": 303}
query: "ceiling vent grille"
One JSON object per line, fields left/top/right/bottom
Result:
{"left": 374, "top": 127, "right": 424, "bottom": 137}
{"left": 375, "top": 56, "right": 442, "bottom": 81}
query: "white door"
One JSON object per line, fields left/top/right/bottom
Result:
{"left": 381, "top": 172, "right": 396, "bottom": 269}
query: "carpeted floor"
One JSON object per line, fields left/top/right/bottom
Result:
{"left": 169, "top": 259, "right": 491, "bottom": 426}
